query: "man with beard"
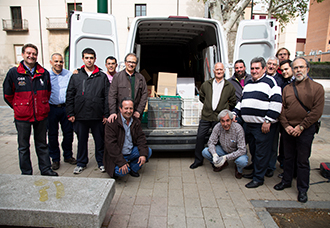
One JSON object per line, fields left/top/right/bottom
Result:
{"left": 228, "top": 59, "right": 252, "bottom": 103}
{"left": 274, "top": 57, "right": 324, "bottom": 203}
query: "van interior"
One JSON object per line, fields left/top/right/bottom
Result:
{"left": 131, "top": 17, "right": 219, "bottom": 88}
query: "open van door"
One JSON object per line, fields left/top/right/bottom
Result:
{"left": 233, "top": 19, "right": 276, "bottom": 73}
{"left": 69, "top": 11, "right": 119, "bottom": 71}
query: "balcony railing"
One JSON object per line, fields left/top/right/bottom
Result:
{"left": 46, "top": 17, "right": 69, "bottom": 30}
{"left": 2, "top": 19, "right": 28, "bottom": 31}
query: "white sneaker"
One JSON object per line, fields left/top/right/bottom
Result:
{"left": 99, "top": 166, "right": 105, "bottom": 173}
{"left": 73, "top": 166, "right": 86, "bottom": 174}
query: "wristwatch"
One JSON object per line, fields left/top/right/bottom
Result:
{"left": 265, "top": 119, "right": 270, "bottom": 124}
{"left": 299, "top": 125, "right": 304, "bottom": 131}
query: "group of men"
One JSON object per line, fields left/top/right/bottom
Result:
{"left": 190, "top": 48, "right": 325, "bottom": 203}
{"left": 3, "top": 44, "right": 325, "bottom": 203}
{"left": 3, "top": 43, "right": 151, "bottom": 179}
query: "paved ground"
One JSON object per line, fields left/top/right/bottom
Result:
{"left": 0, "top": 104, "right": 330, "bottom": 227}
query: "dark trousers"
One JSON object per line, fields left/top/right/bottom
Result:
{"left": 245, "top": 122, "right": 277, "bottom": 183}
{"left": 48, "top": 105, "right": 73, "bottom": 162}
{"left": 268, "top": 122, "right": 280, "bottom": 171}
{"left": 194, "top": 119, "right": 218, "bottom": 164}
{"left": 277, "top": 125, "right": 285, "bottom": 166}
{"left": 74, "top": 120, "right": 104, "bottom": 167}
{"left": 15, "top": 119, "right": 52, "bottom": 175}
{"left": 282, "top": 124, "right": 316, "bottom": 193}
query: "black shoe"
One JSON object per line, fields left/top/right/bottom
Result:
{"left": 298, "top": 192, "right": 308, "bottom": 203}
{"left": 41, "top": 170, "right": 58, "bottom": 176}
{"left": 244, "top": 163, "right": 254, "bottom": 170}
{"left": 52, "top": 161, "right": 60, "bottom": 170}
{"left": 243, "top": 172, "right": 254, "bottom": 179}
{"left": 129, "top": 170, "right": 140, "bottom": 177}
{"left": 245, "top": 180, "right": 263, "bottom": 188}
{"left": 278, "top": 172, "right": 284, "bottom": 178}
{"left": 274, "top": 182, "right": 291, "bottom": 191}
{"left": 64, "top": 157, "right": 77, "bottom": 165}
{"left": 189, "top": 162, "right": 203, "bottom": 169}
{"left": 265, "top": 169, "right": 274, "bottom": 178}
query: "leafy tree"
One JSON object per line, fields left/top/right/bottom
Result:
{"left": 201, "top": 0, "right": 323, "bottom": 61}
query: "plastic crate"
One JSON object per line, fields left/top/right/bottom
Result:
{"left": 182, "top": 108, "right": 201, "bottom": 118}
{"left": 141, "top": 112, "right": 148, "bottom": 124}
{"left": 181, "top": 97, "right": 203, "bottom": 109}
{"left": 181, "top": 96, "right": 202, "bottom": 126}
{"left": 182, "top": 117, "right": 200, "bottom": 126}
{"left": 147, "top": 97, "right": 181, "bottom": 128}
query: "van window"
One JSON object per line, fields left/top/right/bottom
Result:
{"left": 242, "top": 25, "right": 268, "bottom": 39}
{"left": 82, "top": 18, "right": 113, "bottom": 36}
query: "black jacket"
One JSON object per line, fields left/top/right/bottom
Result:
{"left": 66, "top": 65, "right": 110, "bottom": 120}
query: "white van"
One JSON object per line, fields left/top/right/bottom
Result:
{"left": 69, "top": 11, "right": 275, "bottom": 151}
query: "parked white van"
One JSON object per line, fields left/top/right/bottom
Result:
{"left": 69, "top": 11, "right": 275, "bottom": 151}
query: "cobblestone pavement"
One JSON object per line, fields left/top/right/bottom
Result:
{"left": 0, "top": 97, "right": 330, "bottom": 227}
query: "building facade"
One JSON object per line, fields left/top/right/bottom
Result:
{"left": 0, "top": 0, "right": 204, "bottom": 77}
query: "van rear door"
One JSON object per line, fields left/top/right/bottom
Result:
{"left": 233, "top": 19, "right": 276, "bottom": 72}
{"left": 69, "top": 11, "right": 119, "bottom": 71}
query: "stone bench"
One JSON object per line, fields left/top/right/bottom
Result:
{"left": 0, "top": 174, "right": 115, "bottom": 228}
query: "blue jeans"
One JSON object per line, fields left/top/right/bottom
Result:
{"left": 114, "top": 146, "right": 152, "bottom": 177}
{"left": 202, "top": 145, "right": 248, "bottom": 173}
{"left": 48, "top": 105, "right": 73, "bottom": 162}
{"left": 15, "top": 119, "right": 52, "bottom": 175}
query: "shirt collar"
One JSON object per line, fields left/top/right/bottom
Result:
{"left": 120, "top": 113, "right": 133, "bottom": 126}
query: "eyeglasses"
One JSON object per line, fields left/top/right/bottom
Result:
{"left": 126, "top": 61, "right": 137, "bottom": 65}
{"left": 293, "top": 66, "right": 307, "bottom": 70}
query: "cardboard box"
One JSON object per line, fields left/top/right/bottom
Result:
{"left": 177, "top": 77, "right": 195, "bottom": 98}
{"left": 140, "top": 69, "right": 151, "bottom": 83}
{"left": 157, "top": 72, "right": 177, "bottom": 96}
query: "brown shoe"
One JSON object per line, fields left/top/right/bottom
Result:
{"left": 235, "top": 165, "right": 243, "bottom": 179}
{"left": 64, "top": 157, "right": 77, "bottom": 165}
{"left": 213, "top": 161, "right": 228, "bottom": 172}
{"left": 52, "top": 161, "right": 60, "bottom": 170}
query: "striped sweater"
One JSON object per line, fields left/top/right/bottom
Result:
{"left": 233, "top": 74, "right": 282, "bottom": 124}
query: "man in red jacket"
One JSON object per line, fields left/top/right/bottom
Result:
{"left": 3, "top": 43, "right": 58, "bottom": 176}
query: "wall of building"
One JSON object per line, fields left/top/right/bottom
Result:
{"left": 277, "top": 18, "right": 299, "bottom": 59}
{"left": 111, "top": 0, "right": 204, "bottom": 62}
{"left": 305, "top": 0, "right": 330, "bottom": 55}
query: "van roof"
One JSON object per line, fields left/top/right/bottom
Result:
{"left": 131, "top": 16, "right": 219, "bottom": 45}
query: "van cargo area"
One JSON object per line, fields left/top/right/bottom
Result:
{"left": 129, "top": 17, "right": 221, "bottom": 151}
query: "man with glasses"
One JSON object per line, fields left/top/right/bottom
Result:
{"left": 48, "top": 53, "right": 76, "bottom": 170}
{"left": 274, "top": 57, "right": 324, "bottom": 203}
{"left": 276, "top": 47, "right": 290, "bottom": 64}
{"left": 108, "top": 53, "right": 148, "bottom": 123}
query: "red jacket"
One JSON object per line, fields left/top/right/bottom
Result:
{"left": 3, "top": 61, "right": 51, "bottom": 122}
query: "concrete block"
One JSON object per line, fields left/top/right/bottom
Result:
{"left": 0, "top": 174, "right": 115, "bottom": 228}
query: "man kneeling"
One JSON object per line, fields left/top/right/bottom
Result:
{"left": 202, "top": 109, "right": 248, "bottom": 178}
{"left": 104, "top": 97, "right": 152, "bottom": 178}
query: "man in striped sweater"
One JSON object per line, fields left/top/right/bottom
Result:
{"left": 233, "top": 57, "right": 282, "bottom": 188}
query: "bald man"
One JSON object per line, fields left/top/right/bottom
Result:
{"left": 190, "top": 62, "right": 236, "bottom": 169}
